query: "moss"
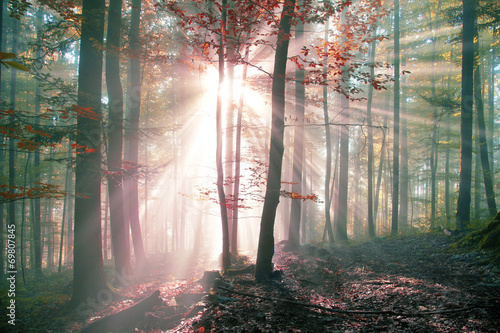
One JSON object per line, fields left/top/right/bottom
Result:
{"left": 451, "top": 211, "right": 500, "bottom": 256}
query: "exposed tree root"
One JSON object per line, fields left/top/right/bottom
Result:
{"left": 78, "top": 290, "right": 161, "bottom": 333}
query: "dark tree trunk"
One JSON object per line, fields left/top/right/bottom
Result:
{"left": 474, "top": 61, "right": 497, "bottom": 218}
{"left": 456, "top": 0, "right": 475, "bottom": 230}
{"left": 125, "top": 0, "right": 148, "bottom": 268}
{"left": 255, "top": 0, "right": 296, "bottom": 282}
{"left": 71, "top": 0, "right": 110, "bottom": 305}
{"left": 106, "top": 0, "right": 132, "bottom": 276}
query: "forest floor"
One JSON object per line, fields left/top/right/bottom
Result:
{"left": 2, "top": 233, "right": 500, "bottom": 332}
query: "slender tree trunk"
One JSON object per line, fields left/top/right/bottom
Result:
{"left": 288, "top": 10, "right": 305, "bottom": 248}
{"left": 59, "top": 144, "right": 73, "bottom": 271}
{"left": 456, "top": 0, "right": 475, "bottom": 230}
{"left": 445, "top": 115, "right": 451, "bottom": 221}
{"left": 71, "top": 0, "right": 110, "bottom": 305}
{"left": 336, "top": 94, "right": 350, "bottom": 241}
{"left": 323, "top": 19, "right": 335, "bottom": 244}
{"left": 103, "top": 189, "right": 109, "bottom": 260}
{"left": 255, "top": 0, "right": 296, "bottom": 282}
{"left": 8, "top": 14, "right": 18, "bottom": 274}
{"left": 65, "top": 144, "right": 74, "bottom": 264}
{"left": 474, "top": 123, "right": 481, "bottom": 219}
{"left": 400, "top": 73, "right": 409, "bottom": 229}
{"left": 225, "top": 32, "right": 235, "bottom": 254}
{"left": 474, "top": 59, "right": 497, "bottom": 218}
{"left": 21, "top": 153, "right": 30, "bottom": 285}
{"left": 33, "top": 9, "right": 43, "bottom": 277}
{"left": 487, "top": 44, "right": 495, "bottom": 174}
{"left": 232, "top": 43, "right": 250, "bottom": 255}
{"left": 392, "top": 0, "right": 400, "bottom": 235}
{"left": 106, "top": 0, "right": 131, "bottom": 276}
{"left": 335, "top": 8, "right": 350, "bottom": 242}
{"left": 47, "top": 148, "right": 55, "bottom": 269}
{"left": 216, "top": 0, "right": 230, "bottom": 269}
{"left": 125, "top": 0, "right": 148, "bottom": 267}
{"left": 366, "top": 36, "right": 376, "bottom": 237}
{"left": 374, "top": 117, "right": 388, "bottom": 227}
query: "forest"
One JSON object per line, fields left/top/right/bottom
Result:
{"left": 0, "top": 0, "right": 499, "bottom": 331}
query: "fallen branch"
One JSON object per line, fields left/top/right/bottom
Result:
{"left": 217, "top": 286, "right": 487, "bottom": 317}
{"left": 78, "top": 290, "right": 161, "bottom": 333}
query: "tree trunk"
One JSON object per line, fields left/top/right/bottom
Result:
{"left": 374, "top": 116, "right": 388, "bottom": 227}
{"left": 65, "top": 144, "right": 74, "bottom": 264}
{"left": 255, "top": 0, "right": 296, "bottom": 282}
{"left": 232, "top": 43, "right": 250, "bottom": 255}
{"left": 456, "top": 0, "right": 475, "bottom": 230}
{"left": 8, "top": 13, "right": 18, "bottom": 273}
{"left": 335, "top": 9, "right": 350, "bottom": 242}
{"left": 125, "top": 0, "right": 148, "bottom": 268}
{"left": 392, "top": 0, "right": 400, "bottom": 235}
{"left": 445, "top": 114, "right": 451, "bottom": 221}
{"left": 366, "top": 35, "right": 376, "bottom": 237}
{"left": 71, "top": 0, "right": 110, "bottom": 305}
{"left": 322, "top": 19, "right": 335, "bottom": 244}
{"left": 474, "top": 46, "right": 497, "bottom": 218}
{"left": 33, "top": 9, "right": 43, "bottom": 277}
{"left": 487, "top": 44, "right": 495, "bottom": 174}
{"left": 288, "top": 11, "right": 305, "bottom": 249}
{"left": 336, "top": 93, "right": 349, "bottom": 241}
{"left": 216, "top": 0, "right": 230, "bottom": 269}
{"left": 474, "top": 62, "right": 497, "bottom": 218}
{"left": 106, "top": 0, "right": 132, "bottom": 276}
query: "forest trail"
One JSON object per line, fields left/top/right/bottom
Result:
{"left": 188, "top": 234, "right": 500, "bottom": 332}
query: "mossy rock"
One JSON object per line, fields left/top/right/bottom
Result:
{"left": 479, "top": 220, "right": 500, "bottom": 251}
{"left": 454, "top": 211, "right": 500, "bottom": 252}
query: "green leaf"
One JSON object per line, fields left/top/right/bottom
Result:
{"left": 0, "top": 52, "right": 16, "bottom": 60}
{"left": 3, "top": 61, "right": 30, "bottom": 72}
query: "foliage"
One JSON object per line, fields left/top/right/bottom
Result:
{"left": 0, "top": 52, "right": 30, "bottom": 71}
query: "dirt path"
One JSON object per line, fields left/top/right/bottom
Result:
{"left": 189, "top": 234, "right": 500, "bottom": 332}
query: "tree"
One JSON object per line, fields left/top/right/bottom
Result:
{"left": 125, "top": 0, "right": 148, "bottom": 268}
{"left": 335, "top": 9, "right": 350, "bottom": 242}
{"left": 322, "top": 16, "right": 335, "bottom": 244}
{"left": 366, "top": 35, "right": 376, "bottom": 238}
{"left": 456, "top": 0, "right": 475, "bottom": 230}
{"left": 255, "top": 0, "right": 296, "bottom": 282}
{"left": 392, "top": 0, "right": 400, "bottom": 235}
{"left": 71, "top": 0, "right": 109, "bottom": 305}
{"left": 473, "top": 56, "right": 497, "bottom": 218}
{"left": 33, "top": 8, "right": 43, "bottom": 277}
{"left": 216, "top": 0, "right": 230, "bottom": 269}
{"left": 106, "top": 0, "right": 131, "bottom": 276}
{"left": 288, "top": 2, "right": 305, "bottom": 249}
